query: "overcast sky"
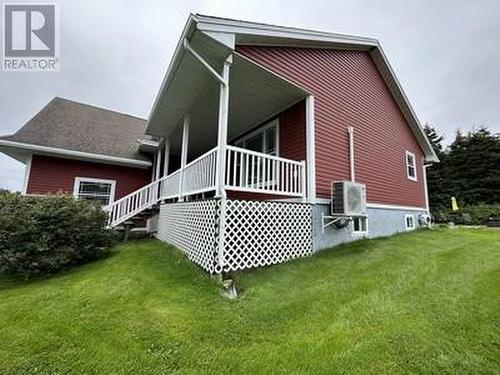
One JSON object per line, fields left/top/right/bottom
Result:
{"left": 0, "top": 0, "right": 499, "bottom": 191}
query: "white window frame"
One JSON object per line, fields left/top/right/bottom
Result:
{"left": 73, "top": 177, "right": 116, "bottom": 206}
{"left": 405, "top": 151, "right": 417, "bottom": 181}
{"left": 234, "top": 119, "right": 279, "bottom": 189}
{"left": 234, "top": 119, "right": 279, "bottom": 156}
{"left": 352, "top": 216, "right": 369, "bottom": 236}
{"left": 405, "top": 214, "right": 416, "bottom": 231}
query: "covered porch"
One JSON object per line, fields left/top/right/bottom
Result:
{"left": 146, "top": 31, "right": 315, "bottom": 204}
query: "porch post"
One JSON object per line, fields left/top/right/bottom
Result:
{"left": 214, "top": 55, "right": 232, "bottom": 198}
{"left": 306, "top": 95, "right": 316, "bottom": 203}
{"left": 163, "top": 138, "right": 170, "bottom": 177}
{"left": 178, "top": 114, "right": 190, "bottom": 201}
{"left": 155, "top": 147, "right": 162, "bottom": 181}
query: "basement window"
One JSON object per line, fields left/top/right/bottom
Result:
{"left": 405, "top": 214, "right": 416, "bottom": 230}
{"left": 73, "top": 177, "right": 116, "bottom": 206}
{"left": 352, "top": 217, "right": 368, "bottom": 235}
{"left": 406, "top": 151, "right": 417, "bottom": 181}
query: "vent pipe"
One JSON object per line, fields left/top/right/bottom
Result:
{"left": 348, "top": 126, "right": 355, "bottom": 182}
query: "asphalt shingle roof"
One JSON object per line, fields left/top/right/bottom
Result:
{"left": 0, "top": 97, "right": 150, "bottom": 162}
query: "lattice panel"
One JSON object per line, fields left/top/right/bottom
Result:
{"left": 222, "top": 199, "right": 313, "bottom": 271}
{"left": 156, "top": 200, "right": 220, "bottom": 273}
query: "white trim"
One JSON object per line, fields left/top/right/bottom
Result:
{"left": 352, "top": 216, "right": 369, "bottom": 236}
{"left": 73, "top": 177, "right": 116, "bottom": 205}
{"left": 348, "top": 126, "right": 355, "bottom": 182}
{"left": 233, "top": 119, "right": 279, "bottom": 156}
{"left": 306, "top": 95, "right": 316, "bottom": 203}
{"left": 22, "top": 154, "right": 32, "bottom": 195}
{"left": 183, "top": 38, "right": 226, "bottom": 85}
{"left": 405, "top": 150, "right": 417, "bottom": 181}
{"left": 423, "top": 162, "right": 430, "bottom": 213}
{"left": 405, "top": 214, "right": 416, "bottom": 231}
{"left": 195, "top": 15, "right": 379, "bottom": 47}
{"left": 316, "top": 198, "right": 426, "bottom": 212}
{"left": 0, "top": 140, "right": 152, "bottom": 168}
{"left": 215, "top": 56, "right": 232, "bottom": 199}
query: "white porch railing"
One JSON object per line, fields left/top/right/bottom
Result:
{"left": 105, "top": 178, "right": 161, "bottom": 228}
{"left": 104, "top": 146, "right": 306, "bottom": 227}
{"left": 182, "top": 147, "right": 217, "bottom": 196}
{"left": 225, "top": 145, "right": 306, "bottom": 197}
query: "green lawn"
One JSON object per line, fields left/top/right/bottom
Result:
{"left": 1, "top": 228, "right": 499, "bottom": 374}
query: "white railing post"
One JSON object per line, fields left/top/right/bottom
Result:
{"left": 300, "top": 160, "right": 307, "bottom": 201}
{"left": 215, "top": 55, "right": 232, "bottom": 198}
{"left": 178, "top": 114, "right": 190, "bottom": 201}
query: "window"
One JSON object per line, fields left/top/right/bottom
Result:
{"left": 234, "top": 120, "right": 278, "bottom": 188}
{"left": 405, "top": 214, "right": 416, "bottom": 230}
{"left": 406, "top": 151, "right": 417, "bottom": 181}
{"left": 352, "top": 217, "right": 368, "bottom": 235}
{"left": 73, "top": 177, "right": 116, "bottom": 206}
{"left": 234, "top": 120, "right": 278, "bottom": 156}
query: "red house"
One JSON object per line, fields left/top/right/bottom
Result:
{"left": 0, "top": 15, "right": 438, "bottom": 273}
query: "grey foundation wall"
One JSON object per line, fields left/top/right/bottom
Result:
{"left": 312, "top": 203, "right": 427, "bottom": 252}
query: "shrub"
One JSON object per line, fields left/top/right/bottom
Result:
{"left": 432, "top": 203, "right": 500, "bottom": 225}
{"left": 0, "top": 192, "right": 114, "bottom": 276}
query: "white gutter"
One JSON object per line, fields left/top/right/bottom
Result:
{"left": 0, "top": 140, "right": 152, "bottom": 168}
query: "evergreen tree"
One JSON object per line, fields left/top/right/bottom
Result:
{"left": 423, "top": 124, "right": 448, "bottom": 208}
{"left": 446, "top": 127, "right": 500, "bottom": 205}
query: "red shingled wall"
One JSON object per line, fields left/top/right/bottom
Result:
{"left": 26, "top": 154, "right": 151, "bottom": 200}
{"left": 237, "top": 46, "right": 426, "bottom": 207}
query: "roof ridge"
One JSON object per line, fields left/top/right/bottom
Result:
{"left": 52, "top": 97, "right": 147, "bottom": 123}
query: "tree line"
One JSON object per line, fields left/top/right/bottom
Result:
{"left": 424, "top": 125, "right": 500, "bottom": 210}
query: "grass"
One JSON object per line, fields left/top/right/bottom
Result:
{"left": 0, "top": 228, "right": 499, "bottom": 374}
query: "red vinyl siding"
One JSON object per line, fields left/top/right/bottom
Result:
{"left": 237, "top": 46, "right": 426, "bottom": 207}
{"left": 227, "top": 100, "right": 306, "bottom": 201}
{"left": 27, "top": 154, "right": 151, "bottom": 200}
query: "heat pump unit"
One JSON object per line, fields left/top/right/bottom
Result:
{"left": 331, "top": 181, "right": 367, "bottom": 216}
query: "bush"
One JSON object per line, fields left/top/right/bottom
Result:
{"left": 0, "top": 192, "right": 114, "bottom": 276}
{"left": 432, "top": 203, "right": 500, "bottom": 225}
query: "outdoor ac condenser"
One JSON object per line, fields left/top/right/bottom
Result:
{"left": 331, "top": 181, "right": 367, "bottom": 216}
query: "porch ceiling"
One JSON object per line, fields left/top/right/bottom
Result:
{"left": 147, "top": 39, "right": 308, "bottom": 157}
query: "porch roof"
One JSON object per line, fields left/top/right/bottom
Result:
{"left": 147, "top": 14, "right": 438, "bottom": 162}
{"left": 146, "top": 30, "right": 308, "bottom": 156}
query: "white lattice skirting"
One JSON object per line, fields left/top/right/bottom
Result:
{"left": 155, "top": 199, "right": 313, "bottom": 273}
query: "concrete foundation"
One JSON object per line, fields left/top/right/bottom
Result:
{"left": 312, "top": 203, "right": 427, "bottom": 252}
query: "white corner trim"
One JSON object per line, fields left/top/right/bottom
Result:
{"left": 0, "top": 140, "right": 152, "bottom": 168}
{"left": 22, "top": 154, "right": 32, "bottom": 195}
{"left": 73, "top": 177, "right": 116, "bottom": 204}
{"left": 423, "top": 162, "right": 430, "bottom": 213}
{"left": 306, "top": 95, "right": 316, "bottom": 203}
